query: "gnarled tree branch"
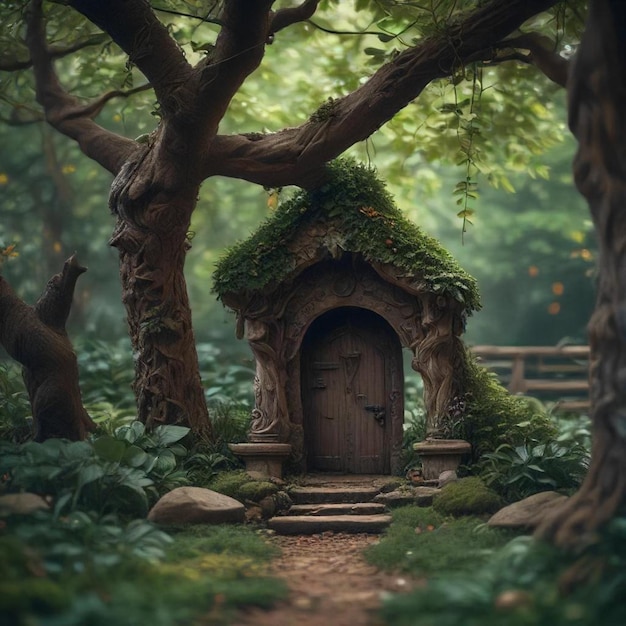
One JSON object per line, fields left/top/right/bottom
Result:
{"left": 497, "top": 33, "right": 570, "bottom": 87}
{"left": 204, "top": 0, "right": 560, "bottom": 188}
{"left": 270, "top": 0, "right": 321, "bottom": 35}
{"left": 195, "top": 0, "right": 274, "bottom": 135}
{"left": 0, "top": 255, "right": 95, "bottom": 441}
{"left": 0, "top": 32, "right": 109, "bottom": 72}
{"left": 25, "top": 0, "right": 138, "bottom": 174}
{"left": 69, "top": 0, "right": 193, "bottom": 111}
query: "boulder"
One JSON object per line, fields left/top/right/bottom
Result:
{"left": 488, "top": 491, "right": 568, "bottom": 529}
{"left": 148, "top": 486, "right": 245, "bottom": 525}
{"left": 0, "top": 493, "right": 49, "bottom": 516}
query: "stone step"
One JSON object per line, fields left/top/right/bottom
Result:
{"left": 289, "top": 486, "right": 380, "bottom": 505}
{"left": 268, "top": 513, "right": 392, "bottom": 535}
{"left": 287, "top": 502, "right": 387, "bottom": 516}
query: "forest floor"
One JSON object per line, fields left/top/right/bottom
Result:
{"left": 233, "top": 531, "right": 420, "bottom": 626}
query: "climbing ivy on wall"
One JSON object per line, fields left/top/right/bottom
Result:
{"left": 213, "top": 159, "right": 481, "bottom": 313}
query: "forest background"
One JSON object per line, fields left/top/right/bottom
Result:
{"left": 0, "top": 1, "right": 594, "bottom": 366}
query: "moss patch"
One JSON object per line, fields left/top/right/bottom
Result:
{"left": 213, "top": 159, "right": 480, "bottom": 312}
{"left": 460, "top": 349, "right": 557, "bottom": 462}
{"left": 432, "top": 477, "right": 503, "bottom": 517}
{"left": 364, "top": 505, "right": 513, "bottom": 576}
{"left": 237, "top": 481, "right": 278, "bottom": 502}
{"left": 207, "top": 470, "right": 277, "bottom": 503}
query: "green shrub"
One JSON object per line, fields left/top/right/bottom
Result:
{"left": 460, "top": 353, "right": 557, "bottom": 462}
{"left": 478, "top": 439, "right": 589, "bottom": 502}
{"left": 0, "top": 361, "right": 32, "bottom": 442}
{"left": 0, "top": 421, "right": 190, "bottom": 517}
{"left": 432, "top": 477, "right": 504, "bottom": 516}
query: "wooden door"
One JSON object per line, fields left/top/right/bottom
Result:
{"left": 301, "top": 308, "right": 402, "bottom": 473}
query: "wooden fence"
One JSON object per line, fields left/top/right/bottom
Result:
{"left": 470, "top": 345, "right": 590, "bottom": 412}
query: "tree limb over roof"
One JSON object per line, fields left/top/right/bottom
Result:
{"left": 21, "top": 0, "right": 564, "bottom": 186}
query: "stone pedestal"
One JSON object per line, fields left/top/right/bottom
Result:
{"left": 413, "top": 439, "right": 471, "bottom": 480}
{"left": 229, "top": 443, "right": 292, "bottom": 479}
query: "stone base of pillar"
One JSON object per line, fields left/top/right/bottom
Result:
{"left": 229, "top": 443, "right": 292, "bottom": 479}
{"left": 412, "top": 439, "right": 471, "bottom": 481}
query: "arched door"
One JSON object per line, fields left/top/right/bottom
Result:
{"left": 301, "top": 308, "right": 403, "bottom": 473}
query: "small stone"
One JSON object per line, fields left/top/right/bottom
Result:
{"left": 258, "top": 495, "right": 277, "bottom": 518}
{"left": 245, "top": 505, "right": 263, "bottom": 523}
{"left": 494, "top": 589, "right": 533, "bottom": 609}
{"left": 148, "top": 486, "right": 245, "bottom": 525}
{"left": 0, "top": 493, "right": 49, "bottom": 516}
{"left": 438, "top": 470, "right": 458, "bottom": 488}
{"left": 488, "top": 491, "right": 568, "bottom": 529}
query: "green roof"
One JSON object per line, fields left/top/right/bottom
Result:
{"left": 213, "top": 159, "right": 481, "bottom": 313}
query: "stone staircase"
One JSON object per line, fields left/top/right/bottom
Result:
{"left": 268, "top": 484, "right": 393, "bottom": 535}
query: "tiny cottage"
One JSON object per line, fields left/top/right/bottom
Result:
{"left": 213, "top": 161, "right": 480, "bottom": 476}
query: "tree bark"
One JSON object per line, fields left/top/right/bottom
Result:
{"left": 108, "top": 140, "right": 210, "bottom": 437}
{"left": 0, "top": 255, "right": 95, "bottom": 440}
{"left": 536, "top": 0, "right": 626, "bottom": 547}
{"left": 22, "top": 0, "right": 564, "bottom": 437}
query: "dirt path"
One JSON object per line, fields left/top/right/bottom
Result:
{"left": 233, "top": 532, "right": 419, "bottom": 626}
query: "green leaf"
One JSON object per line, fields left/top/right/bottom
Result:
{"left": 122, "top": 445, "right": 149, "bottom": 468}
{"left": 92, "top": 435, "right": 126, "bottom": 462}
{"left": 152, "top": 425, "right": 190, "bottom": 446}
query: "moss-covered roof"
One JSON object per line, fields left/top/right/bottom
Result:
{"left": 213, "top": 159, "right": 481, "bottom": 313}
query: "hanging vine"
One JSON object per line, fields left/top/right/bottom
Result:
{"left": 452, "top": 63, "right": 484, "bottom": 241}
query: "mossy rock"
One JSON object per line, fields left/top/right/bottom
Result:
{"left": 432, "top": 477, "right": 504, "bottom": 517}
{"left": 207, "top": 470, "right": 252, "bottom": 499}
{"left": 237, "top": 481, "right": 278, "bottom": 502}
{"left": 207, "top": 471, "right": 278, "bottom": 503}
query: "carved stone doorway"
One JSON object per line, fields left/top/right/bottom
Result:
{"left": 301, "top": 307, "right": 403, "bottom": 473}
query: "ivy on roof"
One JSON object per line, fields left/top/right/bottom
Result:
{"left": 213, "top": 159, "right": 481, "bottom": 312}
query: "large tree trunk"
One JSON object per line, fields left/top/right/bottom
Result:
{"left": 537, "top": 0, "right": 626, "bottom": 546}
{"left": 108, "top": 144, "right": 211, "bottom": 438}
{"left": 0, "top": 255, "right": 94, "bottom": 440}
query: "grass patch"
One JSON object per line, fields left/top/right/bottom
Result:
{"left": 374, "top": 508, "right": 626, "bottom": 626}
{"left": 2, "top": 521, "right": 286, "bottom": 626}
{"left": 365, "top": 505, "right": 516, "bottom": 576}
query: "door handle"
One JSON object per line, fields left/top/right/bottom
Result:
{"left": 364, "top": 404, "right": 385, "bottom": 426}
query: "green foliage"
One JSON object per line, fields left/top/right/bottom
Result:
{"left": 364, "top": 505, "right": 513, "bottom": 576}
{"left": 184, "top": 402, "right": 250, "bottom": 487}
{"left": 432, "top": 477, "right": 504, "bottom": 517}
{"left": 77, "top": 340, "right": 137, "bottom": 430}
{"left": 401, "top": 379, "right": 427, "bottom": 471}
{"left": 0, "top": 421, "right": 189, "bottom": 518}
{"left": 478, "top": 440, "right": 589, "bottom": 502}
{"left": 379, "top": 517, "right": 626, "bottom": 626}
{"left": 1, "top": 517, "right": 286, "bottom": 626}
{"left": 0, "top": 361, "right": 32, "bottom": 442}
{"left": 213, "top": 159, "right": 480, "bottom": 312}
{"left": 460, "top": 352, "right": 557, "bottom": 461}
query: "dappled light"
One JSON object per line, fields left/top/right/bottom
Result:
{"left": 2, "top": 0, "right": 625, "bottom": 625}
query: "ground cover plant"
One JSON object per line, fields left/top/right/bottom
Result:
{"left": 0, "top": 341, "right": 283, "bottom": 625}
{"left": 1, "top": 516, "right": 286, "bottom": 626}
{"left": 377, "top": 518, "right": 626, "bottom": 626}
{"left": 364, "top": 505, "right": 517, "bottom": 578}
